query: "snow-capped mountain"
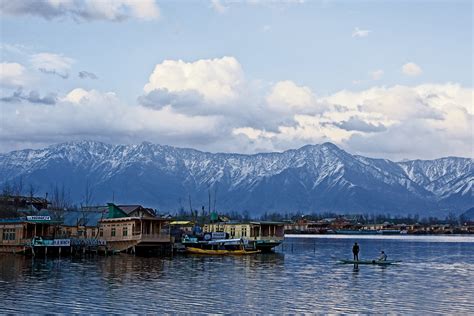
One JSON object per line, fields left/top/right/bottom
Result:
{"left": 0, "top": 141, "right": 472, "bottom": 215}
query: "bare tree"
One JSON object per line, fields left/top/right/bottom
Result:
{"left": 1, "top": 182, "right": 13, "bottom": 197}
{"left": 28, "top": 183, "right": 38, "bottom": 201}
{"left": 50, "top": 183, "right": 71, "bottom": 221}
{"left": 82, "top": 179, "right": 95, "bottom": 207}
{"left": 0, "top": 182, "right": 17, "bottom": 218}
{"left": 80, "top": 180, "right": 95, "bottom": 230}
{"left": 446, "top": 212, "right": 458, "bottom": 226}
{"left": 12, "top": 177, "right": 24, "bottom": 196}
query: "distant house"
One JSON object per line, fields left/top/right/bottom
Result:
{"left": 61, "top": 209, "right": 107, "bottom": 239}
{"left": 0, "top": 195, "right": 49, "bottom": 218}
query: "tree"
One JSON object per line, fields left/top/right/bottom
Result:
{"left": 458, "top": 214, "right": 468, "bottom": 226}
{"left": 446, "top": 212, "right": 458, "bottom": 226}
{"left": 49, "top": 183, "right": 72, "bottom": 221}
{"left": 242, "top": 210, "right": 251, "bottom": 221}
{"left": 79, "top": 180, "right": 95, "bottom": 230}
{"left": 28, "top": 183, "right": 38, "bottom": 201}
{"left": 82, "top": 179, "right": 95, "bottom": 207}
{"left": 12, "top": 177, "right": 24, "bottom": 196}
{"left": 1, "top": 182, "right": 13, "bottom": 197}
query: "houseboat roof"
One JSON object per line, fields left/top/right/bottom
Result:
{"left": 0, "top": 217, "right": 62, "bottom": 224}
{"left": 62, "top": 210, "right": 106, "bottom": 227}
{"left": 249, "top": 221, "right": 285, "bottom": 225}
{"left": 170, "top": 221, "right": 193, "bottom": 225}
{"left": 207, "top": 221, "right": 285, "bottom": 225}
{"left": 0, "top": 195, "right": 48, "bottom": 204}
{"left": 100, "top": 216, "right": 169, "bottom": 222}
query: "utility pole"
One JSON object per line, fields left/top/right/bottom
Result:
{"left": 213, "top": 184, "right": 218, "bottom": 212}
{"left": 208, "top": 187, "right": 211, "bottom": 215}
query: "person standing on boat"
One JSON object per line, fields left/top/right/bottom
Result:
{"left": 352, "top": 242, "right": 360, "bottom": 261}
{"left": 377, "top": 251, "right": 387, "bottom": 261}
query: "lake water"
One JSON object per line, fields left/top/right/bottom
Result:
{"left": 1, "top": 235, "right": 473, "bottom": 314}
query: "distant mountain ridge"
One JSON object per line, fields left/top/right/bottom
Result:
{"left": 0, "top": 141, "right": 472, "bottom": 216}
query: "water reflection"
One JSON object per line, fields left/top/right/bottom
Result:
{"left": 1, "top": 236, "right": 473, "bottom": 313}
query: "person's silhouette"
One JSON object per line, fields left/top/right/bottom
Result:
{"left": 352, "top": 242, "right": 360, "bottom": 261}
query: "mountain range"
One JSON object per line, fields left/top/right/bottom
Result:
{"left": 0, "top": 141, "right": 472, "bottom": 216}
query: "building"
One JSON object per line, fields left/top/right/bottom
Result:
{"left": 0, "top": 195, "right": 49, "bottom": 213}
{"left": 61, "top": 209, "right": 107, "bottom": 239}
{"left": 98, "top": 203, "right": 172, "bottom": 255}
{"left": 0, "top": 216, "right": 65, "bottom": 254}
{"left": 203, "top": 221, "right": 285, "bottom": 251}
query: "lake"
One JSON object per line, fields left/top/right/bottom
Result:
{"left": 1, "top": 235, "right": 473, "bottom": 314}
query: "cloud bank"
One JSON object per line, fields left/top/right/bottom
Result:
{"left": 1, "top": 56, "right": 472, "bottom": 160}
{"left": 0, "top": 0, "right": 160, "bottom": 22}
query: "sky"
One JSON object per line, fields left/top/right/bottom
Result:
{"left": 0, "top": 0, "right": 472, "bottom": 160}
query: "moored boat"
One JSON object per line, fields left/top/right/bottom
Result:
{"left": 185, "top": 238, "right": 261, "bottom": 255}
{"left": 339, "top": 259, "right": 401, "bottom": 265}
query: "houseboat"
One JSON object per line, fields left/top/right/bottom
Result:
{"left": 201, "top": 221, "right": 285, "bottom": 251}
{"left": 98, "top": 203, "right": 172, "bottom": 255}
{"left": 0, "top": 215, "right": 68, "bottom": 255}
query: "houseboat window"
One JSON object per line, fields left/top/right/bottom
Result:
{"left": 111, "top": 227, "right": 116, "bottom": 237}
{"left": 2, "top": 228, "right": 16, "bottom": 241}
{"left": 99, "top": 229, "right": 103, "bottom": 237}
{"left": 123, "top": 227, "right": 128, "bottom": 237}
{"left": 242, "top": 226, "right": 247, "bottom": 237}
{"left": 230, "top": 227, "right": 235, "bottom": 237}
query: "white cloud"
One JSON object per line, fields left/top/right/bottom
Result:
{"left": 402, "top": 62, "right": 423, "bottom": 76}
{"left": 0, "top": 88, "right": 219, "bottom": 152}
{"left": 0, "top": 0, "right": 160, "bottom": 22}
{"left": 209, "top": 0, "right": 305, "bottom": 14}
{"left": 266, "top": 80, "right": 319, "bottom": 113}
{"left": 30, "top": 53, "right": 75, "bottom": 79}
{"left": 210, "top": 0, "right": 228, "bottom": 14}
{"left": 232, "top": 82, "right": 472, "bottom": 159}
{"left": 144, "top": 56, "right": 244, "bottom": 103}
{"left": 64, "top": 88, "right": 118, "bottom": 104}
{"left": 370, "top": 69, "right": 384, "bottom": 80}
{"left": 262, "top": 25, "right": 271, "bottom": 32}
{"left": 352, "top": 27, "right": 371, "bottom": 38}
{"left": 0, "top": 62, "right": 29, "bottom": 87}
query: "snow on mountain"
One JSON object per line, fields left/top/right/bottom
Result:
{"left": 0, "top": 141, "right": 472, "bottom": 215}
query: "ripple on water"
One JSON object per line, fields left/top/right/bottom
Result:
{"left": 0, "top": 236, "right": 473, "bottom": 313}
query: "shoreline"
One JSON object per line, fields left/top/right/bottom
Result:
{"left": 285, "top": 234, "right": 474, "bottom": 242}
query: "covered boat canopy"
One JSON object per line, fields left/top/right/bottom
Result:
{"left": 205, "top": 238, "right": 243, "bottom": 245}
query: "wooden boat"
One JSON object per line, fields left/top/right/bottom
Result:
{"left": 184, "top": 238, "right": 261, "bottom": 255}
{"left": 339, "top": 259, "right": 401, "bottom": 265}
{"left": 186, "top": 247, "right": 261, "bottom": 255}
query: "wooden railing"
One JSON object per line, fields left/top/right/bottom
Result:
{"left": 106, "top": 233, "right": 170, "bottom": 242}
{"left": 253, "top": 236, "right": 285, "bottom": 241}
{"left": 0, "top": 238, "right": 30, "bottom": 246}
{"left": 140, "top": 234, "right": 171, "bottom": 242}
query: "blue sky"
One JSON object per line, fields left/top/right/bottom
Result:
{"left": 0, "top": 0, "right": 472, "bottom": 160}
